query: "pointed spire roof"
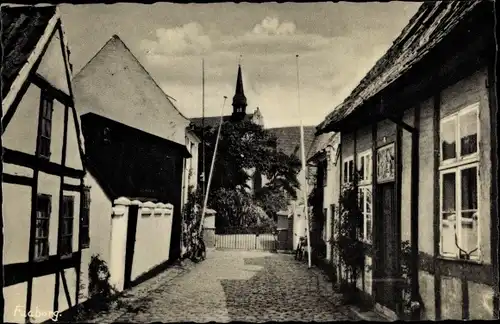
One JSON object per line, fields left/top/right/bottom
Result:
{"left": 232, "top": 64, "right": 247, "bottom": 109}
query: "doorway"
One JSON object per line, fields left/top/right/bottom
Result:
{"left": 374, "top": 181, "right": 400, "bottom": 314}
{"left": 124, "top": 205, "right": 139, "bottom": 290}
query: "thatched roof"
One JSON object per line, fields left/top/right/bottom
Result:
{"left": 316, "top": 1, "right": 482, "bottom": 134}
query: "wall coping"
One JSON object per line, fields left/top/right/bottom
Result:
{"left": 143, "top": 201, "right": 156, "bottom": 208}
{"left": 114, "top": 197, "right": 131, "bottom": 206}
{"left": 130, "top": 200, "right": 143, "bottom": 207}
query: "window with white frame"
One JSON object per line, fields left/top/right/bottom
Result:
{"left": 357, "top": 150, "right": 373, "bottom": 243}
{"left": 357, "top": 150, "right": 372, "bottom": 184}
{"left": 35, "top": 194, "right": 51, "bottom": 261}
{"left": 439, "top": 103, "right": 480, "bottom": 260}
{"left": 342, "top": 156, "right": 354, "bottom": 184}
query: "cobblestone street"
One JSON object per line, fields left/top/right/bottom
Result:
{"left": 77, "top": 250, "right": 356, "bottom": 323}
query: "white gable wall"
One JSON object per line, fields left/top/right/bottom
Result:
{"left": 72, "top": 37, "right": 190, "bottom": 146}
{"left": 36, "top": 27, "right": 71, "bottom": 96}
{"left": 2, "top": 83, "right": 41, "bottom": 155}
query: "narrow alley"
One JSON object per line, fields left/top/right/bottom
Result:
{"left": 75, "top": 251, "right": 356, "bottom": 323}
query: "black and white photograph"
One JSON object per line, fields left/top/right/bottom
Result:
{"left": 1, "top": 0, "right": 498, "bottom": 322}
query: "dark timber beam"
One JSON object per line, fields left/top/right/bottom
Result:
{"left": 387, "top": 116, "right": 417, "bottom": 134}
{"left": 411, "top": 105, "right": 421, "bottom": 320}
{"left": 433, "top": 93, "right": 442, "bottom": 321}
{"left": 371, "top": 122, "right": 378, "bottom": 300}
{"left": 487, "top": 49, "right": 499, "bottom": 320}
{"left": 3, "top": 148, "right": 85, "bottom": 179}
{"left": 2, "top": 173, "right": 34, "bottom": 187}
{"left": 30, "top": 73, "right": 74, "bottom": 108}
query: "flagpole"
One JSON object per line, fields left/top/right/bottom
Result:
{"left": 202, "top": 59, "right": 206, "bottom": 199}
{"left": 296, "top": 54, "right": 312, "bottom": 269}
{"left": 199, "top": 96, "right": 227, "bottom": 233}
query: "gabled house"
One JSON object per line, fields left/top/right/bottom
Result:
{"left": 79, "top": 112, "right": 190, "bottom": 292}
{"left": 72, "top": 35, "right": 195, "bottom": 266}
{"left": 315, "top": 1, "right": 498, "bottom": 321}
{"left": 2, "top": 5, "right": 87, "bottom": 323}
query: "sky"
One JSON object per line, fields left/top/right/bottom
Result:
{"left": 59, "top": 2, "right": 422, "bottom": 129}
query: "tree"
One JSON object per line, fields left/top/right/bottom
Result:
{"left": 189, "top": 119, "right": 301, "bottom": 228}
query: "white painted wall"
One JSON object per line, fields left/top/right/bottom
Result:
{"left": 103, "top": 198, "right": 175, "bottom": 291}
{"left": 108, "top": 201, "right": 129, "bottom": 292}
{"left": 77, "top": 174, "right": 114, "bottom": 302}
{"left": 131, "top": 202, "right": 174, "bottom": 281}
{"left": 3, "top": 83, "right": 42, "bottom": 155}
{"left": 36, "top": 28, "right": 71, "bottom": 96}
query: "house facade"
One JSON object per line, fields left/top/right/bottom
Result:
{"left": 306, "top": 132, "right": 340, "bottom": 261}
{"left": 315, "top": 1, "right": 498, "bottom": 321}
{"left": 79, "top": 112, "right": 189, "bottom": 292}
{"left": 72, "top": 34, "right": 194, "bottom": 266}
{"left": 2, "top": 5, "right": 88, "bottom": 323}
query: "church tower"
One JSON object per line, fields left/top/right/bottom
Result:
{"left": 231, "top": 64, "right": 247, "bottom": 121}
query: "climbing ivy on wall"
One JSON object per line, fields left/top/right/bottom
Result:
{"left": 181, "top": 187, "right": 204, "bottom": 258}
{"left": 332, "top": 170, "right": 366, "bottom": 299}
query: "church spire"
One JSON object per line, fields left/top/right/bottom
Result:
{"left": 232, "top": 64, "right": 247, "bottom": 121}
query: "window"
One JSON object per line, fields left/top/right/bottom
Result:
{"left": 35, "top": 194, "right": 51, "bottom": 261}
{"left": 60, "top": 196, "right": 74, "bottom": 256}
{"left": 307, "top": 166, "right": 317, "bottom": 186}
{"left": 440, "top": 103, "right": 479, "bottom": 165}
{"left": 342, "top": 156, "right": 354, "bottom": 184}
{"left": 439, "top": 103, "right": 480, "bottom": 260}
{"left": 358, "top": 186, "right": 373, "bottom": 243}
{"left": 80, "top": 187, "right": 91, "bottom": 249}
{"left": 357, "top": 150, "right": 373, "bottom": 184}
{"left": 38, "top": 91, "right": 53, "bottom": 159}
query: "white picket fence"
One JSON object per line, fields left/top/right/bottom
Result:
{"left": 215, "top": 233, "right": 277, "bottom": 251}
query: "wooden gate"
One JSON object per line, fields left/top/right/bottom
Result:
{"left": 215, "top": 227, "right": 277, "bottom": 251}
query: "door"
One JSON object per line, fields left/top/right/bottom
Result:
{"left": 124, "top": 205, "right": 139, "bottom": 290}
{"left": 375, "top": 182, "right": 400, "bottom": 313}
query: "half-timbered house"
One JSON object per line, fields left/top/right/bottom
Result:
{"left": 315, "top": 1, "right": 498, "bottom": 321}
{"left": 2, "top": 5, "right": 87, "bottom": 323}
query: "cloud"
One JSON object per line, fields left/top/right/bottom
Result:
{"left": 140, "top": 22, "right": 212, "bottom": 56}
{"left": 219, "top": 16, "right": 333, "bottom": 54}
{"left": 250, "top": 16, "right": 296, "bottom": 36}
{"left": 137, "top": 13, "right": 415, "bottom": 128}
